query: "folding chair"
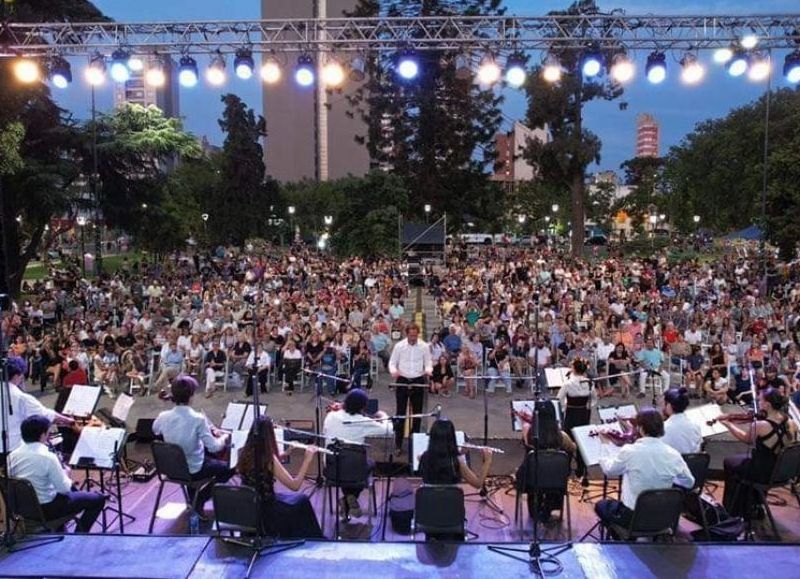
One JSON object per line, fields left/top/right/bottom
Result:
{"left": 606, "top": 488, "right": 684, "bottom": 542}
{"left": 413, "top": 485, "right": 466, "bottom": 541}
{"left": 682, "top": 452, "right": 711, "bottom": 540}
{"left": 515, "top": 450, "right": 572, "bottom": 539}
{"left": 0, "top": 477, "right": 75, "bottom": 551}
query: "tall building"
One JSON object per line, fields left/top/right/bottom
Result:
{"left": 490, "top": 122, "right": 549, "bottom": 192}
{"left": 113, "top": 55, "right": 180, "bottom": 119}
{"left": 261, "top": 0, "right": 369, "bottom": 182}
{"left": 635, "top": 113, "right": 659, "bottom": 158}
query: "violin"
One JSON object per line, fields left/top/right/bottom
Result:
{"left": 71, "top": 415, "right": 105, "bottom": 434}
{"left": 588, "top": 427, "right": 639, "bottom": 447}
{"left": 706, "top": 409, "right": 766, "bottom": 426}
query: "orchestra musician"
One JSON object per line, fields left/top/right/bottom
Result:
{"left": 236, "top": 416, "right": 323, "bottom": 539}
{"left": 323, "top": 389, "right": 392, "bottom": 518}
{"left": 152, "top": 375, "right": 234, "bottom": 515}
{"left": 388, "top": 324, "right": 433, "bottom": 453}
{"left": 594, "top": 408, "right": 695, "bottom": 535}
{"left": 556, "top": 358, "right": 596, "bottom": 477}
{"left": 8, "top": 415, "right": 106, "bottom": 533}
{"left": 661, "top": 387, "right": 702, "bottom": 455}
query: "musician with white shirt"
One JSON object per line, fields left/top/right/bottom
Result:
{"left": 661, "top": 387, "right": 703, "bottom": 455}
{"left": 388, "top": 324, "right": 433, "bottom": 452}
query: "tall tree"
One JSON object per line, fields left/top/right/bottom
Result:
{"left": 615, "top": 156, "right": 665, "bottom": 228}
{"left": 522, "top": 0, "right": 624, "bottom": 255}
{"left": 348, "top": 0, "right": 505, "bottom": 224}
{"left": 208, "top": 94, "right": 267, "bottom": 245}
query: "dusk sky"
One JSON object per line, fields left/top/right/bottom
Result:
{"left": 53, "top": 0, "right": 800, "bottom": 175}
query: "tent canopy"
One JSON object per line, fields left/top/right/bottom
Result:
{"left": 723, "top": 225, "right": 763, "bottom": 241}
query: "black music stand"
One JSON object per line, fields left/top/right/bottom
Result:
{"left": 75, "top": 435, "right": 132, "bottom": 533}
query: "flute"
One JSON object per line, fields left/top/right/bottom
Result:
{"left": 459, "top": 442, "right": 505, "bottom": 454}
{"left": 282, "top": 440, "right": 334, "bottom": 455}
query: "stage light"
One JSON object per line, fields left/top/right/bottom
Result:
{"left": 350, "top": 55, "right": 366, "bottom": 82}
{"left": 85, "top": 55, "right": 106, "bottom": 86}
{"left": 109, "top": 49, "right": 130, "bottom": 83}
{"left": 178, "top": 56, "right": 198, "bottom": 87}
{"left": 397, "top": 51, "right": 419, "bottom": 80}
{"left": 145, "top": 57, "right": 166, "bottom": 87}
{"left": 477, "top": 55, "right": 501, "bottom": 85}
{"left": 785, "top": 51, "right": 800, "bottom": 84}
{"left": 260, "top": 58, "right": 282, "bottom": 84}
{"left": 504, "top": 53, "right": 526, "bottom": 88}
{"left": 322, "top": 60, "right": 345, "bottom": 87}
{"left": 680, "top": 53, "right": 705, "bottom": 85}
{"left": 295, "top": 55, "right": 315, "bottom": 87}
{"left": 645, "top": 52, "right": 667, "bottom": 84}
{"left": 748, "top": 54, "right": 771, "bottom": 82}
{"left": 206, "top": 53, "right": 226, "bottom": 86}
{"left": 610, "top": 54, "right": 634, "bottom": 83}
{"left": 127, "top": 55, "right": 144, "bottom": 72}
{"left": 49, "top": 57, "right": 72, "bottom": 88}
{"left": 542, "top": 55, "right": 562, "bottom": 83}
{"left": 713, "top": 47, "right": 734, "bottom": 64}
{"left": 727, "top": 51, "right": 749, "bottom": 77}
{"left": 234, "top": 49, "right": 254, "bottom": 80}
{"left": 741, "top": 34, "right": 759, "bottom": 50}
{"left": 14, "top": 57, "right": 40, "bottom": 83}
{"left": 582, "top": 51, "right": 604, "bottom": 77}
{"left": 455, "top": 53, "right": 472, "bottom": 80}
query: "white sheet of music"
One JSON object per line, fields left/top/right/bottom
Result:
{"left": 239, "top": 404, "right": 267, "bottom": 433}
{"left": 511, "top": 400, "right": 562, "bottom": 431}
{"left": 597, "top": 404, "right": 638, "bottom": 424}
{"left": 221, "top": 402, "right": 248, "bottom": 431}
{"left": 111, "top": 393, "right": 134, "bottom": 422}
{"left": 69, "top": 426, "right": 126, "bottom": 469}
{"left": 411, "top": 431, "right": 465, "bottom": 472}
{"left": 544, "top": 367, "right": 571, "bottom": 389}
{"left": 571, "top": 423, "right": 623, "bottom": 467}
{"left": 685, "top": 404, "right": 728, "bottom": 438}
{"left": 62, "top": 385, "right": 101, "bottom": 418}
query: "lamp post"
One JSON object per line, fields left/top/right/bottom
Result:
{"left": 201, "top": 213, "right": 209, "bottom": 246}
{"left": 648, "top": 214, "right": 658, "bottom": 250}
{"left": 287, "top": 206, "right": 296, "bottom": 244}
{"left": 424, "top": 204, "right": 431, "bottom": 223}
{"left": 76, "top": 216, "right": 87, "bottom": 277}
{"left": 90, "top": 84, "right": 103, "bottom": 275}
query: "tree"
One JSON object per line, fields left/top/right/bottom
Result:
{"left": 348, "top": 0, "right": 505, "bottom": 225}
{"left": 206, "top": 94, "right": 267, "bottom": 245}
{"left": 522, "top": 0, "right": 624, "bottom": 255}
{"left": 616, "top": 156, "right": 665, "bottom": 228}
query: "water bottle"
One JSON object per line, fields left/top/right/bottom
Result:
{"left": 189, "top": 511, "right": 200, "bottom": 535}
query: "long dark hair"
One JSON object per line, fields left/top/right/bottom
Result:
{"left": 237, "top": 416, "right": 280, "bottom": 482}
{"left": 526, "top": 402, "right": 561, "bottom": 450}
{"left": 422, "top": 419, "right": 460, "bottom": 484}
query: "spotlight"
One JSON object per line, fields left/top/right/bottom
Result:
{"left": 349, "top": 55, "right": 366, "bottom": 82}
{"left": 454, "top": 53, "right": 472, "bottom": 80}
{"left": 85, "top": 54, "right": 106, "bottom": 86}
{"left": 127, "top": 55, "right": 144, "bottom": 72}
{"left": 234, "top": 49, "right": 254, "bottom": 80}
{"left": 145, "top": 57, "right": 166, "bottom": 87}
{"left": 477, "top": 55, "right": 501, "bottom": 85}
{"left": 610, "top": 53, "right": 634, "bottom": 83}
{"left": 727, "top": 51, "right": 749, "bottom": 77}
{"left": 178, "top": 56, "right": 198, "bottom": 87}
{"left": 504, "top": 53, "right": 526, "bottom": 88}
{"left": 680, "top": 53, "right": 705, "bottom": 85}
{"left": 542, "top": 55, "right": 562, "bottom": 83}
{"left": 109, "top": 49, "right": 130, "bottom": 83}
{"left": 581, "top": 51, "right": 604, "bottom": 77}
{"left": 785, "top": 51, "right": 800, "bottom": 84}
{"left": 260, "top": 58, "right": 282, "bottom": 84}
{"left": 713, "top": 47, "right": 734, "bottom": 64}
{"left": 740, "top": 34, "right": 759, "bottom": 50}
{"left": 397, "top": 51, "right": 419, "bottom": 80}
{"left": 13, "top": 57, "right": 40, "bottom": 83}
{"left": 322, "top": 60, "right": 345, "bottom": 87}
{"left": 645, "top": 52, "right": 667, "bottom": 84}
{"left": 748, "top": 54, "right": 771, "bottom": 82}
{"left": 49, "top": 57, "right": 72, "bottom": 88}
{"left": 206, "top": 53, "right": 227, "bottom": 86}
{"left": 295, "top": 55, "right": 315, "bottom": 87}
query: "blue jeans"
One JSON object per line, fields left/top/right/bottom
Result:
{"left": 486, "top": 368, "right": 511, "bottom": 393}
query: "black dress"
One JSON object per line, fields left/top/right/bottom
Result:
{"left": 564, "top": 393, "right": 591, "bottom": 477}
{"left": 241, "top": 473, "right": 323, "bottom": 539}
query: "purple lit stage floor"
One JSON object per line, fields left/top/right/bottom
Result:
{"left": 0, "top": 535, "right": 799, "bottom": 579}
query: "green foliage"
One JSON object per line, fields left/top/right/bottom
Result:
{"left": 615, "top": 156, "right": 665, "bottom": 228}
{"left": 0, "top": 121, "right": 25, "bottom": 175}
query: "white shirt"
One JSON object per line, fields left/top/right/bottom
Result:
{"left": 323, "top": 409, "right": 393, "bottom": 445}
{"left": 556, "top": 376, "right": 597, "bottom": 410}
{"left": 388, "top": 338, "right": 433, "bottom": 378}
{"left": 599, "top": 437, "right": 695, "bottom": 510}
{"left": 152, "top": 406, "right": 225, "bottom": 474}
{"left": 3, "top": 383, "right": 58, "bottom": 453}
{"left": 528, "top": 346, "right": 552, "bottom": 368}
{"left": 245, "top": 350, "right": 271, "bottom": 370}
{"left": 596, "top": 342, "right": 615, "bottom": 363}
{"left": 684, "top": 329, "right": 703, "bottom": 346}
{"left": 8, "top": 442, "right": 72, "bottom": 504}
{"left": 661, "top": 412, "right": 703, "bottom": 455}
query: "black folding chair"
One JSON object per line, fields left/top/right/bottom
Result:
{"left": 682, "top": 452, "right": 711, "bottom": 540}
{"left": 413, "top": 485, "right": 466, "bottom": 541}
{"left": 515, "top": 450, "right": 572, "bottom": 539}
{"left": 607, "top": 488, "right": 684, "bottom": 542}
{"left": 148, "top": 441, "right": 215, "bottom": 533}
{"left": 212, "top": 485, "right": 303, "bottom": 579}
{"left": 0, "top": 477, "right": 74, "bottom": 551}
{"left": 322, "top": 443, "right": 377, "bottom": 539}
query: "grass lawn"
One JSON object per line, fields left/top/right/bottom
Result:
{"left": 23, "top": 252, "right": 145, "bottom": 281}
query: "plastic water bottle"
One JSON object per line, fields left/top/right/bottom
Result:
{"left": 189, "top": 511, "right": 200, "bottom": 535}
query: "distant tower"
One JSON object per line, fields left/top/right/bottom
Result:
{"left": 636, "top": 113, "right": 659, "bottom": 158}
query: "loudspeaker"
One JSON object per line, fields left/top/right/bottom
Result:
{"left": 134, "top": 418, "right": 156, "bottom": 443}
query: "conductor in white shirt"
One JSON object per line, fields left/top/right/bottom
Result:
{"left": 595, "top": 408, "right": 695, "bottom": 533}
{"left": 388, "top": 324, "right": 433, "bottom": 452}
{"left": 661, "top": 387, "right": 703, "bottom": 455}
{"left": 8, "top": 415, "right": 105, "bottom": 532}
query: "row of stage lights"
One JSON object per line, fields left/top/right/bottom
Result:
{"left": 11, "top": 39, "right": 800, "bottom": 90}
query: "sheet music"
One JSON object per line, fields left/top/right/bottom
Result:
{"left": 239, "top": 404, "right": 267, "bottom": 433}
{"left": 544, "top": 367, "right": 571, "bottom": 389}
{"left": 221, "top": 402, "right": 248, "bottom": 431}
{"left": 111, "top": 393, "right": 134, "bottom": 422}
{"left": 571, "top": 424, "right": 623, "bottom": 467}
{"left": 69, "top": 426, "right": 126, "bottom": 469}
{"left": 597, "top": 404, "right": 638, "bottom": 424}
{"left": 511, "top": 400, "right": 561, "bottom": 432}
{"left": 685, "top": 404, "right": 728, "bottom": 438}
{"left": 411, "top": 431, "right": 465, "bottom": 472}
{"left": 228, "top": 426, "right": 285, "bottom": 469}
{"left": 62, "top": 385, "right": 101, "bottom": 418}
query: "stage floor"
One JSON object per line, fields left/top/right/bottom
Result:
{"left": 0, "top": 534, "right": 799, "bottom": 579}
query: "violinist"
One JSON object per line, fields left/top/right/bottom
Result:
{"left": 661, "top": 387, "right": 702, "bottom": 454}
{"left": 721, "top": 387, "right": 797, "bottom": 518}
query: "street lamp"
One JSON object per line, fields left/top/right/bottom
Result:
{"left": 424, "top": 204, "right": 431, "bottom": 223}
{"left": 517, "top": 215, "right": 526, "bottom": 224}
{"left": 76, "top": 216, "right": 87, "bottom": 277}
{"left": 324, "top": 215, "right": 333, "bottom": 226}
{"left": 201, "top": 213, "right": 209, "bottom": 245}
{"left": 287, "top": 206, "right": 296, "bottom": 215}
{"left": 693, "top": 215, "right": 701, "bottom": 224}
{"left": 141, "top": 203, "right": 148, "bottom": 209}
